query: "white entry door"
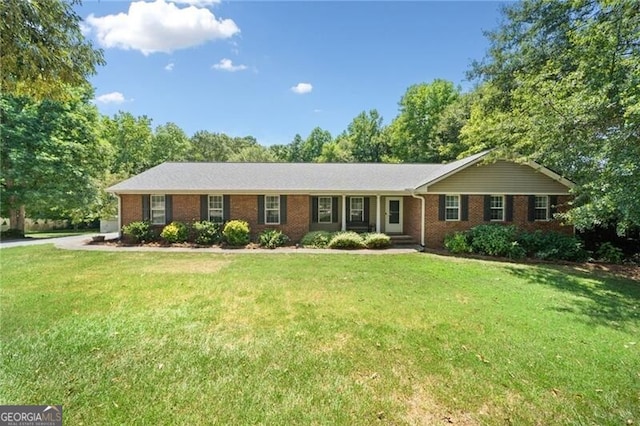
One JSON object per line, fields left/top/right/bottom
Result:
{"left": 385, "top": 197, "right": 403, "bottom": 233}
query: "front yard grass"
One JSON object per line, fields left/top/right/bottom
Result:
{"left": 1, "top": 245, "right": 638, "bottom": 425}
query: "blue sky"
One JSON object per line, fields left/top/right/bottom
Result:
{"left": 79, "top": 1, "right": 505, "bottom": 145}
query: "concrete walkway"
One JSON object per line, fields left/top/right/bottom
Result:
{"left": 1, "top": 232, "right": 421, "bottom": 254}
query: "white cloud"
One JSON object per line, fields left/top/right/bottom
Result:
{"left": 212, "top": 58, "right": 247, "bottom": 72}
{"left": 94, "top": 92, "right": 127, "bottom": 104}
{"left": 165, "top": 62, "right": 175, "bottom": 71}
{"left": 291, "top": 82, "right": 313, "bottom": 94}
{"left": 173, "top": 0, "right": 220, "bottom": 5}
{"left": 85, "top": 0, "right": 240, "bottom": 55}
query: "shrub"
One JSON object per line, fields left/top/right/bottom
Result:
{"left": 223, "top": 220, "right": 250, "bottom": 246}
{"left": 444, "top": 232, "right": 472, "bottom": 254}
{"left": 258, "top": 229, "right": 289, "bottom": 249}
{"left": 121, "top": 221, "right": 153, "bottom": 243}
{"left": 468, "top": 224, "right": 525, "bottom": 259}
{"left": 363, "top": 232, "right": 391, "bottom": 249}
{"left": 519, "top": 231, "right": 588, "bottom": 262}
{"left": 596, "top": 242, "right": 624, "bottom": 264}
{"left": 160, "top": 221, "right": 189, "bottom": 244}
{"left": 192, "top": 221, "right": 222, "bottom": 245}
{"left": 300, "top": 231, "right": 333, "bottom": 248}
{"left": 327, "top": 231, "right": 365, "bottom": 249}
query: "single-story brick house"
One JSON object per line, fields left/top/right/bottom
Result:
{"left": 107, "top": 150, "right": 575, "bottom": 248}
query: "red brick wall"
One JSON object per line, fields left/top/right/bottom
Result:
{"left": 422, "top": 194, "right": 573, "bottom": 248}
{"left": 403, "top": 196, "right": 422, "bottom": 243}
{"left": 171, "top": 195, "right": 200, "bottom": 223}
{"left": 233, "top": 195, "right": 310, "bottom": 243}
{"left": 120, "top": 194, "right": 143, "bottom": 226}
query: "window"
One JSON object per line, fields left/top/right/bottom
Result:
{"left": 445, "top": 195, "right": 460, "bottom": 221}
{"left": 490, "top": 195, "right": 504, "bottom": 221}
{"left": 318, "top": 197, "right": 333, "bottom": 223}
{"left": 265, "top": 195, "right": 280, "bottom": 224}
{"left": 535, "top": 196, "right": 549, "bottom": 220}
{"left": 350, "top": 197, "right": 364, "bottom": 222}
{"left": 150, "top": 195, "right": 165, "bottom": 225}
{"left": 208, "top": 195, "right": 224, "bottom": 223}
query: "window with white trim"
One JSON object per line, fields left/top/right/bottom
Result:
{"left": 265, "top": 195, "right": 280, "bottom": 224}
{"left": 150, "top": 195, "right": 165, "bottom": 225}
{"left": 490, "top": 195, "right": 504, "bottom": 221}
{"left": 445, "top": 195, "right": 460, "bottom": 221}
{"left": 350, "top": 197, "right": 364, "bottom": 222}
{"left": 318, "top": 197, "right": 332, "bottom": 223}
{"left": 535, "top": 196, "right": 549, "bottom": 220}
{"left": 208, "top": 195, "right": 224, "bottom": 223}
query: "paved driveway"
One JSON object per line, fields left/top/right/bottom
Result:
{"left": 0, "top": 233, "right": 119, "bottom": 249}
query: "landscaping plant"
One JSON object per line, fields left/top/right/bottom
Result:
{"left": 222, "top": 220, "right": 250, "bottom": 246}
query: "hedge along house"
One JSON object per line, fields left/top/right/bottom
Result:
{"left": 107, "top": 150, "right": 575, "bottom": 248}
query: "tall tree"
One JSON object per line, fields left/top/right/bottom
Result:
{"left": 150, "top": 122, "right": 190, "bottom": 166}
{"left": 388, "top": 79, "right": 460, "bottom": 163}
{"left": 1, "top": 0, "right": 105, "bottom": 100}
{"left": 189, "top": 131, "right": 232, "bottom": 162}
{"left": 227, "top": 145, "right": 276, "bottom": 162}
{"left": 465, "top": 0, "right": 640, "bottom": 232}
{"left": 342, "top": 109, "right": 389, "bottom": 162}
{"left": 301, "top": 127, "right": 332, "bottom": 162}
{"left": 1, "top": 90, "right": 111, "bottom": 234}
{"left": 102, "top": 112, "right": 154, "bottom": 176}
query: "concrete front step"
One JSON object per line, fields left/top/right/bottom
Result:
{"left": 388, "top": 234, "right": 417, "bottom": 246}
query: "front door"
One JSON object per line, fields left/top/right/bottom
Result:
{"left": 385, "top": 197, "right": 403, "bottom": 233}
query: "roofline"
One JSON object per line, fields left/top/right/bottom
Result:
{"left": 525, "top": 160, "right": 576, "bottom": 189}
{"left": 415, "top": 150, "right": 491, "bottom": 191}
{"left": 109, "top": 189, "right": 414, "bottom": 196}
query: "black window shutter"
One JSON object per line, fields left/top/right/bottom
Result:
{"left": 483, "top": 195, "right": 491, "bottom": 221}
{"left": 311, "top": 197, "right": 318, "bottom": 223}
{"left": 223, "top": 195, "right": 231, "bottom": 221}
{"left": 549, "top": 195, "right": 558, "bottom": 217}
{"left": 461, "top": 195, "right": 469, "bottom": 221}
{"left": 200, "top": 195, "right": 208, "bottom": 221}
{"left": 257, "top": 196, "right": 265, "bottom": 224}
{"left": 165, "top": 195, "right": 173, "bottom": 224}
{"left": 280, "top": 195, "right": 287, "bottom": 224}
{"left": 332, "top": 197, "right": 339, "bottom": 223}
{"left": 364, "top": 198, "right": 370, "bottom": 223}
{"left": 142, "top": 195, "right": 150, "bottom": 221}
{"left": 505, "top": 195, "right": 514, "bottom": 221}
{"left": 346, "top": 197, "right": 351, "bottom": 220}
{"left": 438, "top": 195, "right": 445, "bottom": 221}
{"left": 528, "top": 196, "right": 536, "bottom": 222}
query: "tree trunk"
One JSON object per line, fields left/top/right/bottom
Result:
{"left": 8, "top": 205, "right": 26, "bottom": 237}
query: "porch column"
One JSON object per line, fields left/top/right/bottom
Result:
{"left": 341, "top": 195, "right": 347, "bottom": 231}
{"left": 376, "top": 195, "right": 381, "bottom": 232}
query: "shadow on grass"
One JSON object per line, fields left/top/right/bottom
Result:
{"left": 508, "top": 265, "right": 640, "bottom": 330}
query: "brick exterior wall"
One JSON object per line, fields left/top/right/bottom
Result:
{"left": 419, "top": 194, "right": 573, "bottom": 249}
{"left": 119, "top": 193, "right": 572, "bottom": 247}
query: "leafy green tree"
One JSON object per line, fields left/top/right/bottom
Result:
{"left": 102, "top": 112, "right": 154, "bottom": 176}
{"left": 287, "top": 134, "right": 305, "bottom": 162}
{"left": 388, "top": 79, "right": 460, "bottom": 163}
{"left": 227, "top": 145, "right": 276, "bottom": 162}
{"left": 466, "top": 0, "right": 640, "bottom": 232}
{"left": 317, "top": 134, "right": 353, "bottom": 163}
{"left": 1, "top": 0, "right": 105, "bottom": 100}
{"left": 1, "top": 90, "right": 111, "bottom": 234}
{"left": 301, "top": 127, "right": 332, "bottom": 162}
{"left": 150, "top": 122, "right": 190, "bottom": 166}
{"left": 189, "top": 131, "right": 232, "bottom": 162}
{"left": 342, "top": 109, "right": 389, "bottom": 162}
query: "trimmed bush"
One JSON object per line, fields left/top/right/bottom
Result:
{"left": 122, "top": 221, "right": 153, "bottom": 243}
{"left": 223, "top": 220, "right": 250, "bottom": 246}
{"left": 328, "top": 231, "right": 365, "bottom": 249}
{"left": 596, "top": 242, "right": 624, "bottom": 264}
{"left": 444, "top": 231, "right": 472, "bottom": 254}
{"left": 519, "top": 231, "right": 588, "bottom": 262}
{"left": 192, "top": 221, "right": 222, "bottom": 245}
{"left": 300, "top": 231, "right": 333, "bottom": 248}
{"left": 468, "top": 224, "right": 525, "bottom": 259}
{"left": 258, "top": 229, "right": 289, "bottom": 249}
{"left": 363, "top": 233, "right": 391, "bottom": 249}
{"left": 160, "top": 221, "right": 189, "bottom": 243}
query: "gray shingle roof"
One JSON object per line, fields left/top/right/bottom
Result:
{"left": 108, "top": 151, "right": 489, "bottom": 194}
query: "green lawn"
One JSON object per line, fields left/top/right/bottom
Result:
{"left": 1, "top": 245, "right": 638, "bottom": 425}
